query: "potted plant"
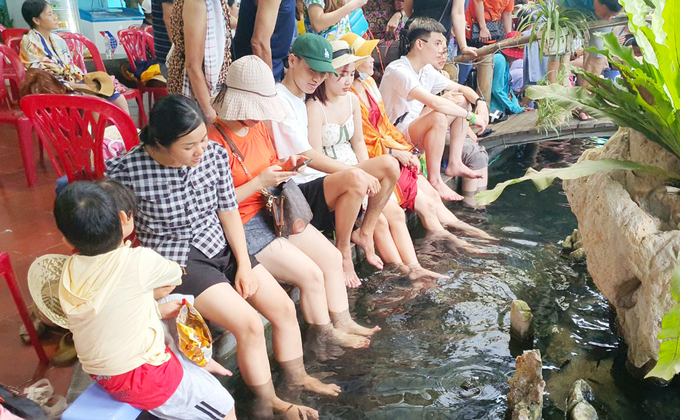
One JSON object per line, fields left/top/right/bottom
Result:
{"left": 518, "top": 0, "right": 589, "bottom": 57}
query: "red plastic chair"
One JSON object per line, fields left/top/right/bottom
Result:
{"left": 1, "top": 28, "right": 28, "bottom": 46}
{"left": 0, "top": 252, "right": 49, "bottom": 365}
{"left": 2, "top": 34, "right": 23, "bottom": 55}
{"left": 58, "top": 32, "right": 148, "bottom": 127}
{"left": 20, "top": 94, "right": 139, "bottom": 182}
{"left": 118, "top": 29, "right": 167, "bottom": 113}
{"left": 0, "top": 45, "right": 39, "bottom": 187}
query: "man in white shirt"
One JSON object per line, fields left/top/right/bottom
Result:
{"left": 380, "top": 17, "right": 489, "bottom": 201}
{"left": 270, "top": 33, "right": 399, "bottom": 287}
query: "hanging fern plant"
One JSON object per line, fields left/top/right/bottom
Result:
{"left": 0, "top": 5, "right": 13, "bottom": 29}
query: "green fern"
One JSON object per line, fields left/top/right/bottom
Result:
{"left": 0, "top": 6, "right": 13, "bottom": 29}
{"left": 645, "top": 253, "right": 680, "bottom": 381}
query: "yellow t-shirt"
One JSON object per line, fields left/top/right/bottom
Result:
{"left": 60, "top": 243, "right": 182, "bottom": 376}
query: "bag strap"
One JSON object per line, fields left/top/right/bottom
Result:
{"left": 213, "top": 121, "right": 253, "bottom": 181}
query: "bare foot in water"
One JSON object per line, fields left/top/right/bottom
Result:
{"left": 280, "top": 403, "right": 319, "bottom": 420}
{"left": 405, "top": 263, "right": 443, "bottom": 282}
{"left": 351, "top": 229, "right": 384, "bottom": 270}
{"left": 331, "top": 328, "right": 371, "bottom": 349}
{"left": 336, "top": 320, "right": 381, "bottom": 337}
{"left": 445, "top": 162, "right": 484, "bottom": 180}
{"left": 445, "top": 219, "right": 498, "bottom": 241}
{"left": 204, "top": 359, "right": 232, "bottom": 376}
{"left": 431, "top": 179, "right": 464, "bottom": 201}
{"left": 293, "top": 375, "right": 342, "bottom": 397}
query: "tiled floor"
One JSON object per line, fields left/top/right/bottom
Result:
{"left": 0, "top": 101, "right": 141, "bottom": 399}
{"left": 0, "top": 123, "right": 74, "bottom": 397}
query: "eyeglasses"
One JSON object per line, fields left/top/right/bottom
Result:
{"left": 437, "top": 47, "right": 450, "bottom": 57}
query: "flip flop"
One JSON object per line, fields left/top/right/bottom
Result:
{"left": 478, "top": 128, "right": 494, "bottom": 138}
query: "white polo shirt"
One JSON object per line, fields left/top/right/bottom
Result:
{"left": 270, "top": 83, "right": 326, "bottom": 185}
{"left": 379, "top": 56, "right": 452, "bottom": 132}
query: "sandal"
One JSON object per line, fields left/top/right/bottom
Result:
{"left": 572, "top": 109, "right": 593, "bottom": 121}
{"left": 489, "top": 110, "right": 508, "bottom": 124}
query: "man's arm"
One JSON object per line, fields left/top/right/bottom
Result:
{"left": 501, "top": 11, "right": 513, "bottom": 34}
{"left": 162, "top": 1, "right": 173, "bottom": 39}
{"left": 251, "top": 0, "right": 281, "bottom": 69}
{"left": 403, "top": 0, "right": 413, "bottom": 17}
{"left": 473, "top": 0, "right": 490, "bottom": 42}
{"left": 452, "top": 0, "right": 476, "bottom": 56}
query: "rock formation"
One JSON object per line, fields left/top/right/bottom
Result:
{"left": 563, "top": 128, "right": 680, "bottom": 374}
{"left": 507, "top": 350, "right": 545, "bottom": 420}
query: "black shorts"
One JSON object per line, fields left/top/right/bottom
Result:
{"left": 175, "top": 246, "right": 259, "bottom": 297}
{"left": 298, "top": 177, "right": 336, "bottom": 233}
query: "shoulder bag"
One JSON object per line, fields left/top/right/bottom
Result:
{"left": 214, "top": 123, "right": 313, "bottom": 237}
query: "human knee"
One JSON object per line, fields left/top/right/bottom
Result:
{"left": 385, "top": 203, "right": 406, "bottom": 224}
{"left": 343, "top": 168, "right": 368, "bottom": 192}
{"left": 433, "top": 112, "right": 449, "bottom": 129}
{"left": 234, "top": 309, "right": 265, "bottom": 342}
{"left": 376, "top": 155, "right": 400, "bottom": 180}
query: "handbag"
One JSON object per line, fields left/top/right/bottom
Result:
{"left": 214, "top": 123, "right": 313, "bottom": 237}
{"left": 469, "top": 14, "right": 506, "bottom": 47}
{"left": 19, "top": 68, "right": 72, "bottom": 97}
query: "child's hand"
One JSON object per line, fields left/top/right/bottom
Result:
{"left": 159, "top": 300, "right": 183, "bottom": 319}
{"left": 154, "top": 285, "right": 176, "bottom": 300}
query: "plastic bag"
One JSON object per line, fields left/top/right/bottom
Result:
{"left": 176, "top": 299, "right": 212, "bottom": 366}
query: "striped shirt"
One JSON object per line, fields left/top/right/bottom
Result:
{"left": 151, "top": 0, "right": 173, "bottom": 61}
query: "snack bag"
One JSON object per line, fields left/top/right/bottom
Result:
{"left": 176, "top": 299, "right": 213, "bottom": 366}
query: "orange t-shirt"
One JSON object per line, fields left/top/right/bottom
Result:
{"left": 465, "top": 0, "right": 514, "bottom": 38}
{"left": 209, "top": 121, "right": 278, "bottom": 224}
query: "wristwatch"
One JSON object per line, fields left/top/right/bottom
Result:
{"left": 474, "top": 97, "right": 486, "bottom": 111}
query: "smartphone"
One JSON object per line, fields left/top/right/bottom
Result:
{"left": 282, "top": 157, "right": 312, "bottom": 171}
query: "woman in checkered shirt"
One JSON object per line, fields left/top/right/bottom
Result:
{"left": 106, "top": 95, "right": 332, "bottom": 419}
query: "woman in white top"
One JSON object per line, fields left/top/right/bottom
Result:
{"left": 307, "top": 41, "right": 441, "bottom": 282}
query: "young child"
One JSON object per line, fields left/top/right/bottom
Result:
{"left": 303, "top": 0, "right": 367, "bottom": 40}
{"left": 55, "top": 181, "right": 236, "bottom": 420}
{"left": 379, "top": 17, "right": 490, "bottom": 201}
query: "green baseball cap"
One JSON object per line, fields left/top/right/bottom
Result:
{"left": 291, "top": 33, "right": 338, "bottom": 76}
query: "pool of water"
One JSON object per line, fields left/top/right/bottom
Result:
{"left": 232, "top": 137, "right": 680, "bottom": 419}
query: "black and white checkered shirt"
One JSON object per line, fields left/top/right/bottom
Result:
{"left": 106, "top": 142, "right": 237, "bottom": 266}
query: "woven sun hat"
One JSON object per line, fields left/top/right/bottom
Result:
{"left": 27, "top": 255, "right": 70, "bottom": 329}
{"left": 501, "top": 31, "right": 524, "bottom": 60}
{"left": 216, "top": 55, "right": 289, "bottom": 122}
{"left": 329, "top": 40, "right": 363, "bottom": 70}
{"left": 341, "top": 33, "right": 380, "bottom": 58}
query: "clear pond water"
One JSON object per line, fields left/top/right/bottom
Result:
{"left": 229, "top": 137, "right": 680, "bottom": 419}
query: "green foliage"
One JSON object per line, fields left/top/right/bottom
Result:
{"left": 0, "top": 6, "right": 12, "bottom": 29}
{"left": 645, "top": 252, "right": 680, "bottom": 381}
{"left": 527, "top": 0, "right": 680, "bottom": 161}
{"left": 474, "top": 158, "right": 680, "bottom": 206}
{"left": 517, "top": 0, "right": 589, "bottom": 56}
{"left": 535, "top": 66, "right": 571, "bottom": 133}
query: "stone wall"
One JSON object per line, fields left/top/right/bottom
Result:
{"left": 563, "top": 128, "right": 680, "bottom": 373}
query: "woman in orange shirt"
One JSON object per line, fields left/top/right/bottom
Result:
{"left": 210, "top": 55, "right": 380, "bottom": 362}
{"left": 343, "top": 33, "right": 496, "bottom": 246}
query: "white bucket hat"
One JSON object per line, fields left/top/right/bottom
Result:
{"left": 329, "top": 40, "right": 362, "bottom": 70}
{"left": 216, "top": 55, "right": 289, "bottom": 122}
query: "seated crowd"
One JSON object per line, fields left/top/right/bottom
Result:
{"left": 17, "top": 0, "right": 624, "bottom": 418}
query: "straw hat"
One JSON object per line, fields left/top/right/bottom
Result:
{"left": 329, "top": 40, "right": 363, "bottom": 70}
{"left": 27, "top": 255, "right": 70, "bottom": 329}
{"left": 216, "top": 55, "right": 289, "bottom": 122}
{"left": 68, "top": 71, "right": 115, "bottom": 97}
{"left": 501, "top": 31, "right": 524, "bottom": 60}
{"left": 341, "top": 33, "right": 380, "bottom": 58}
